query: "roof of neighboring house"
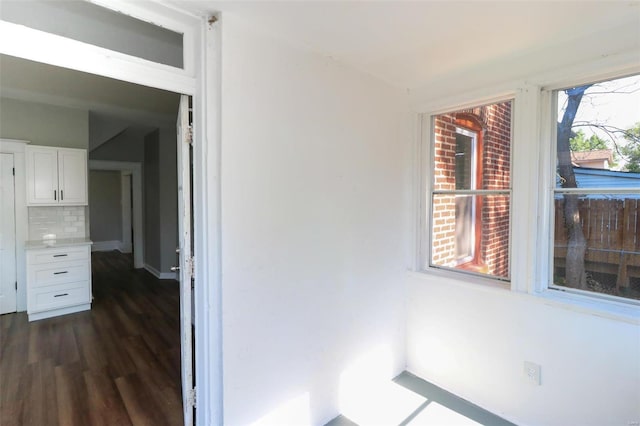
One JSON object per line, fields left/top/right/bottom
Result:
{"left": 571, "top": 167, "right": 640, "bottom": 198}
{"left": 574, "top": 167, "right": 640, "bottom": 181}
{"left": 571, "top": 149, "right": 613, "bottom": 165}
{"left": 556, "top": 167, "right": 640, "bottom": 197}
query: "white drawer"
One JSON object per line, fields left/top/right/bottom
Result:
{"left": 28, "top": 282, "right": 90, "bottom": 313}
{"left": 30, "top": 261, "right": 89, "bottom": 288}
{"left": 29, "top": 246, "right": 89, "bottom": 265}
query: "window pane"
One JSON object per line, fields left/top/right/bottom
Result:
{"left": 455, "top": 132, "right": 474, "bottom": 190}
{"left": 553, "top": 74, "right": 640, "bottom": 301}
{"left": 431, "top": 194, "right": 510, "bottom": 279}
{"left": 433, "top": 101, "right": 512, "bottom": 192}
{"left": 553, "top": 195, "right": 640, "bottom": 300}
{"left": 0, "top": 1, "right": 184, "bottom": 68}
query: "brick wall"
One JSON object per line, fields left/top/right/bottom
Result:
{"left": 431, "top": 101, "right": 511, "bottom": 278}
{"left": 432, "top": 115, "right": 458, "bottom": 267}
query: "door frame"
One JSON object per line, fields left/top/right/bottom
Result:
{"left": 88, "top": 160, "right": 144, "bottom": 269}
{"left": 0, "top": 139, "right": 29, "bottom": 312}
{"left": 0, "top": 4, "right": 222, "bottom": 425}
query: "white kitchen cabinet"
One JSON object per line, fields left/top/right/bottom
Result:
{"left": 25, "top": 146, "right": 87, "bottom": 205}
{"left": 26, "top": 241, "right": 92, "bottom": 321}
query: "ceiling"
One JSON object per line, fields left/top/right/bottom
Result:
{"left": 0, "top": 1, "right": 638, "bottom": 120}
{"left": 182, "top": 0, "right": 640, "bottom": 90}
{"left": 0, "top": 54, "right": 180, "bottom": 126}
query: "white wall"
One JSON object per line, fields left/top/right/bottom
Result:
{"left": 406, "top": 22, "right": 640, "bottom": 426}
{"left": 0, "top": 97, "right": 88, "bottom": 148}
{"left": 407, "top": 276, "right": 640, "bottom": 426}
{"left": 90, "top": 127, "right": 146, "bottom": 162}
{"left": 221, "top": 16, "right": 410, "bottom": 425}
{"left": 89, "top": 170, "right": 122, "bottom": 245}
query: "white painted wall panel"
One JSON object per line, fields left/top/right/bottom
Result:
{"left": 407, "top": 275, "right": 640, "bottom": 425}
{"left": 220, "top": 16, "right": 410, "bottom": 425}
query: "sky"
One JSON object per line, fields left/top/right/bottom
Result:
{"left": 557, "top": 74, "right": 640, "bottom": 169}
{"left": 558, "top": 74, "right": 640, "bottom": 135}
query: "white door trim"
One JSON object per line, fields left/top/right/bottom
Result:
{"left": 89, "top": 160, "right": 144, "bottom": 269}
{"left": 176, "top": 94, "right": 194, "bottom": 426}
{"left": 0, "top": 20, "right": 195, "bottom": 95}
{"left": 0, "top": 139, "right": 29, "bottom": 312}
{"left": 192, "top": 16, "right": 223, "bottom": 425}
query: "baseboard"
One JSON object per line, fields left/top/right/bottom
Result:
{"left": 118, "top": 242, "right": 133, "bottom": 253}
{"left": 28, "top": 304, "right": 91, "bottom": 322}
{"left": 144, "top": 264, "right": 177, "bottom": 280}
{"left": 91, "top": 240, "right": 121, "bottom": 252}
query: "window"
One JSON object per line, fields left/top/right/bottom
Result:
{"left": 551, "top": 74, "right": 640, "bottom": 302}
{"left": 455, "top": 128, "right": 477, "bottom": 264}
{"left": 429, "top": 100, "right": 513, "bottom": 280}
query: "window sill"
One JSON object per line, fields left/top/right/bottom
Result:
{"left": 532, "top": 287, "right": 640, "bottom": 325}
{"left": 408, "top": 268, "right": 510, "bottom": 294}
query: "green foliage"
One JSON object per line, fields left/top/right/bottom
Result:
{"left": 569, "top": 130, "right": 608, "bottom": 151}
{"left": 621, "top": 122, "right": 640, "bottom": 172}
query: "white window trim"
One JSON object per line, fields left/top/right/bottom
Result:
{"left": 416, "top": 74, "right": 640, "bottom": 323}
{"left": 418, "top": 92, "right": 517, "bottom": 286}
{"left": 452, "top": 127, "right": 477, "bottom": 265}
{"left": 536, "top": 77, "right": 640, "bottom": 310}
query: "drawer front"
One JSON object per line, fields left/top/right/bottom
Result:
{"left": 29, "top": 282, "right": 90, "bottom": 313}
{"left": 29, "top": 246, "right": 89, "bottom": 265}
{"left": 31, "top": 262, "right": 89, "bottom": 288}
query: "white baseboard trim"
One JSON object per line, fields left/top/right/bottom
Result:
{"left": 91, "top": 240, "right": 121, "bottom": 252}
{"left": 118, "top": 242, "right": 133, "bottom": 253}
{"left": 28, "top": 303, "right": 91, "bottom": 322}
{"left": 144, "top": 264, "right": 177, "bottom": 280}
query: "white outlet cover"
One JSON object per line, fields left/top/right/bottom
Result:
{"left": 524, "top": 361, "right": 542, "bottom": 385}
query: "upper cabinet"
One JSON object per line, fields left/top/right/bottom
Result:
{"left": 25, "top": 146, "right": 87, "bottom": 206}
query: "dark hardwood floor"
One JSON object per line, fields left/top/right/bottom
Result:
{"left": 0, "top": 251, "right": 184, "bottom": 426}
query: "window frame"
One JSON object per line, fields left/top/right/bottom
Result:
{"left": 453, "top": 126, "right": 478, "bottom": 265}
{"left": 422, "top": 97, "right": 515, "bottom": 283}
{"left": 416, "top": 67, "right": 640, "bottom": 321}
{"left": 542, "top": 82, "right": 640, "bottom": 306}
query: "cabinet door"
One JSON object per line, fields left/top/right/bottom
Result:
{"left": 58, "top": 149, "right": 87, "bottom": 205}
{"left": 26, "top": 146, "right": 58, "bottom": 205}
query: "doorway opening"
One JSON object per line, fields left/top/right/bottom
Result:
{"left": 0, "top": 54, "right": 195, "bottom": 425}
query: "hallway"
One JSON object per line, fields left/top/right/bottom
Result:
{"left": 0, "top": 251, "right": 183, "bottom": 426}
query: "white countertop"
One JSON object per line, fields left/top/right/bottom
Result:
{"left": 25, "top": 238, "right": 93, "bottom": 250}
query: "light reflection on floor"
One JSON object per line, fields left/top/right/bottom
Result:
{"left": 329, "top": 371, "right": 515, "bottom": 426}
{"left": 405, "top": 402, "right": 481, "bottom": 426}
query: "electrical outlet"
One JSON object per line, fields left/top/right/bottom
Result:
{"left": 524, "top": 361, "right": 541, "bottom": 385}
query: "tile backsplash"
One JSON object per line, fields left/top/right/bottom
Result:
{"left": 28, "top": 206, "right": 87, "bottom": 240}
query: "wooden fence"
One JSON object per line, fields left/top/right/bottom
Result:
{"left": 554, "top": 198, "right": 640, "bottom": 287}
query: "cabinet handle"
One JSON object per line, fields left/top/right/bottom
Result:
{"left": 54, "top": 190, "right": 57, "bottom": 200}
{"left": 53, "top": 254, "right": 68, "bottom": 258}
{"left": 54, "top": 271, "right": 68, "bottom": 275}
{"left": 54, "top": 293, "right": 69, "bottom": 298}
{"left": 61, "top": 190, "right": 64, "bottom": 200}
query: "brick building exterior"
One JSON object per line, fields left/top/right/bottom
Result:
{"left": 431, "top": 101, "right": 512, "bottom": 278}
